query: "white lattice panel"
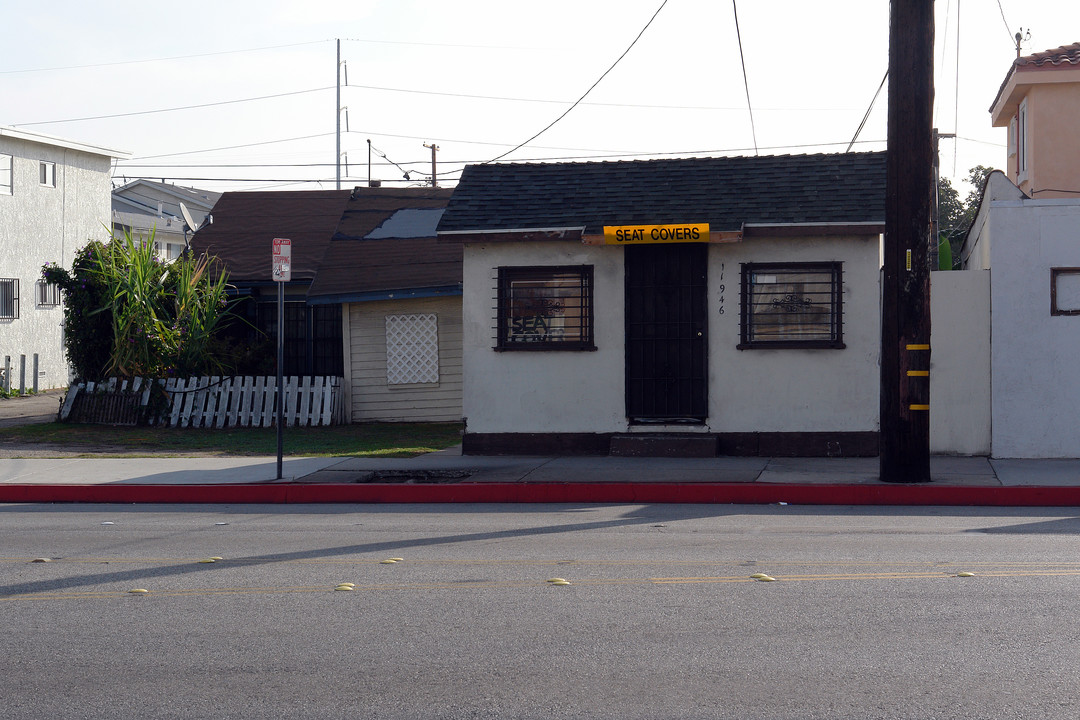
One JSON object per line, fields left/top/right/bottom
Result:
{"left": 385, "top": 313, "right": 439, "bottom": 385}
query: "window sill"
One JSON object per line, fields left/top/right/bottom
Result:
{"left": 495, "top": 344, "right": 598, "bottom": 352}
{"left": 737, "top": 341, "right": 845, "bottom": 350}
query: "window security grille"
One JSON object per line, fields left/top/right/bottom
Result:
{"left": 496, "top": 266, "right": 595, "bottom": 350}
{"left": 385, "top": 313, "right": 439, "bottom": 385}
{"left": 37, "top": 280, "right": 61, "bottom": 307}
{"left": 0, "top": 279, "right": 19, "bottom": 319}
{"left": 739, "top": 262, "right": 844, "bottom": 349}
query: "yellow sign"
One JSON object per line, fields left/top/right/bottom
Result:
{"left": 603, "top": 223, "right": 710, "bottom": 245}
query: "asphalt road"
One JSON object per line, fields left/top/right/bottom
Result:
{"left": 3, "top": 503, "right": 1080, "bottom": 719}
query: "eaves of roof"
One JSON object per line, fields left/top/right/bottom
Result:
{"left": 437, "top": 152, "right": 886, "bottom": 240}
{"left": 990, "top": 42, "right": 1080, "bottom": 120}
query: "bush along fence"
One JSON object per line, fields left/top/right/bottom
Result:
{"left": 60, "top": 376, "right": 345, "bottom": 427}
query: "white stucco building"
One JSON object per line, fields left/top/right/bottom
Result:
{"left": 0, "top": 126, "right": 129, "bottom": 390}
{"left": 438, "top": 153, "right": 887, "bottom": 457}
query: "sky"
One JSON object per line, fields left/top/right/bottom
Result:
{"left": 3, "top": 0, "right": 1078, "bottom": 198}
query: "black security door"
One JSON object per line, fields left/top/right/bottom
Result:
{"left": 625, "top": 243, "right": 708, "bottom": 422}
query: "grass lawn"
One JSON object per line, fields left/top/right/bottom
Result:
{"left": 0, "top": 422, "right": 463, "bottom": 458}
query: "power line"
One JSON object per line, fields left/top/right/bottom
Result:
{"left": 994, "top": 0, "right": 1015, "bottom": 42}
{"left": 0, "top": 40, "right": 330, "bottom": 75}
{"left": 13, "top": 87, "right": 333, "bottom": 127}
{"left": 846, "top": 70, "right": 888, "bottom": 152}
{"left": 732, "top": 0, "right": 758, "bottom": 155}
{"left": 483, "top": 0, "right": 670, "bottom": 164}
{"left": 130, "top": 133, "right": 336, "bottom": 161}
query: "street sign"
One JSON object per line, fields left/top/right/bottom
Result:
{"left": 272, "top": 238, "right": 292, "bottom": 282}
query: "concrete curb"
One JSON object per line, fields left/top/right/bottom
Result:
{"left": 4, "top": 482, "right": 1080, "bottom": 506}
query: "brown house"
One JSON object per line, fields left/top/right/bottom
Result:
{"left": 190, "top": 186, "right": 462, "bottom": 423}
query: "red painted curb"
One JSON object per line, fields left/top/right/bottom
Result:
{"left": 2, "top": 482, "right": 1080, "bottom": 506}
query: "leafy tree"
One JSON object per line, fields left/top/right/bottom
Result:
{"left": 42, "top": 229, "right": 234, "bottom": 381}
{"left": 937, "top": 165, "right": 996, "bottom": 269}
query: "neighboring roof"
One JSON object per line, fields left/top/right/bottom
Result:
{"left": 0, "top": 125, "right": 131, "bottom": 159}
{"left": 111, "top": 210, "right": 187, "bottom": 239}
{"left": 112, "top": 179, "right": 221, "bottom": 214}
{"left": 187, "top": 186, "right": 459, "bottom": 301}
{"left": 308, "top": 187, "right": 460, "bottom": 301}
{"left": 990, "top": 42, "right": 1080, "bottom": 120}
{"left": 437, "top": 152, "right": 886, "bottom": 238}
{"left": 189, "top": 190, "right": 351, "bottom": 283}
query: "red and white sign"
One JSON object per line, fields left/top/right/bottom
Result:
{"left": 272, "top": 237, "right": 292, "bottom": 282}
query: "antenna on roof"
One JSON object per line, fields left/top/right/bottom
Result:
{"left": 179, "top": 202, "right": 197, "bottom": 252}
{"left": 1015, "top": 28, "right": 1030, "bottom": 58}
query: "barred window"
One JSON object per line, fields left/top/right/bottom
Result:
{"left": 37, "top": 280, "right": 61, "bottom": 307}
{"left": 0, "top": 278, "right": 19, "bottom": 320}
{"left": 496, "top": 266, "right": 595, "bottom": 351}
{"left": 739, "top": 262, "right": 844, "bottom": 349}
{"left": 0, "top": 153, "right": 11, "bottom": 195}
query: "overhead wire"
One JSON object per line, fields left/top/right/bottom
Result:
{"left": 846, "top": 70, "right": 888, "bottom": 152}
{"left": 482, "top": 0, "right": 670, "bottom": 164}
{"left": 732, "top": 0, "right": 758, "bottom": 155}
{"left": 13, "top": 87, "right": 333, "bottom": 127}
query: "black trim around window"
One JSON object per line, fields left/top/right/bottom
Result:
{"left": 739, "top": 262, "right": 844, "bottom": 349}
{"left": 496, "top": 265, "right": 595, "bottom": 351}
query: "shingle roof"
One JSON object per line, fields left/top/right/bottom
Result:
{"left": 189, "top": 187, "right": 459, "bottom": 300}
{"left": 189, "top": 190, "right": 351, "bottom": 283}
{"left": 437, "top": 152, "right": 886, "bottom": 236}
{"left": 308, "top": 188, "right": 460, "bottom": 299}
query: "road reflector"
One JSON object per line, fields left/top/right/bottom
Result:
{"left": 380, "top": 559, "right": 399, "bottom": 564}
{"left": 334, "top": 585, "right": 355, "bottom": 591}
{"left": 210, "top": 556, "right": 223, "bottom": 561}
{"left": 548, "top": 579, "right": 571, "bottom": 586}
{"left": 755, "top": 575, "right": 777, "bottom": 582}
{"left": 749, "top": 573, "right": 770, "bottom": 579}
{"left": 128, "top": 588, "right": 149, "bottom": 595}
{"left": 336, "top": 582, "right": 355, "bottom": 588}
{"left": 956, "top": 571, "right": 976, "bottom": 577}
{"left": 101, "top": 521, "right": 114, "bottom": 525}
{"left": 389, "top": 558, "right": 404, "bottom": 562}
{"left": 32, "top": 558, "right": 51, "bottom": 563}
{"left": 198, "top": 559, "right": 216, "bottom": 564}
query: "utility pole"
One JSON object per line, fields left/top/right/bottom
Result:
{"left": 424, "top": 143, "right": 439, "bottom": 187}
{"left": 881, "top": 0, "right": 934, "bottom": 484}
{"left": 336, "top": 38, "right": 341, "bottom": 190}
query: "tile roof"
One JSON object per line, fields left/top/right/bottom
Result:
{"left": 437, "top": 152, "right": 886, "bottom": 236}
{"left": 991, "top": 42, "right": 1080, "bottom": 114}
{"left": 1017, "top": 42, "right": 1080, "bottom": 67}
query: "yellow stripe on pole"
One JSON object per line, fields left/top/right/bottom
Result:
{"left": 906, "top": 370, "right": 929, "bottom": 377}
{"left": 909, "top": 404, "right": 930, "bottom": 411}
{"left": 906, "top": 344, "right": 930, "bottom": 350}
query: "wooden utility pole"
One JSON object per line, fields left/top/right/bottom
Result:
{"left": 881, "top": 0, "right": 934, "bottom": 483}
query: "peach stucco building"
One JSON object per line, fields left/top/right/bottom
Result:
{"left": 990, "top": 42, "right": 1080, "bottom": 199}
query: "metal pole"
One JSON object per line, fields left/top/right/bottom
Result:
{"left": 276, "top": 281, "right": 284, "bottom": 480}
{"left": 336, "top": 38, "right": 341, "bottom": 191}
{"left": 32, "top": 353, "right": 38, "bottom": 393}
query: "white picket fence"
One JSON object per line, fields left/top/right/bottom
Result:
{"left": 60, "top": 376, "right": 345, "bottom": 427}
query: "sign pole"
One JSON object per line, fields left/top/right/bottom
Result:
{"left": 272, "top": 238, "right": 292, "bottom": 481}
{"left": 276, "top": 279, "right": 284, "bottom": 480}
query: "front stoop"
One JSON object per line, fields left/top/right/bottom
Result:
{"left": 609, "top": 434, "right": 718, "bottom": 458}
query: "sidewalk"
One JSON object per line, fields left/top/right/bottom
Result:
{"left": 2, "top": 445, "right": 1080, "bottom": 505}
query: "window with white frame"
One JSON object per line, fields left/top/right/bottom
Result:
{"left": 39, "top": 161, "right": 56, "bottom": 187}
{"left": 37, "top": 280, "right": 61, "bottom": 307}
{"left": 1017, "top": 99, "right": 1029, "bottom": 180}
{"left": 0, "top": 279, "right": 19, "bottom": 319}
{"left": 385, "top": 313, "right": 440, "bottom": 385}
{"left": 0, "top": 154, "right": 11, "bottom": 195}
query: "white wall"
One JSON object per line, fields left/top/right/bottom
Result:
{"left": 462, "top": 235, "right": 881, "bottom": 435}
{"left": 0, "top": 136, "right": 113, "bottom": 389}
{"left": 930, "top": 270, "right": 991, "bottom": 455}
{"left": 988, "top": 197, "right": 1080, "bottom": 457}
